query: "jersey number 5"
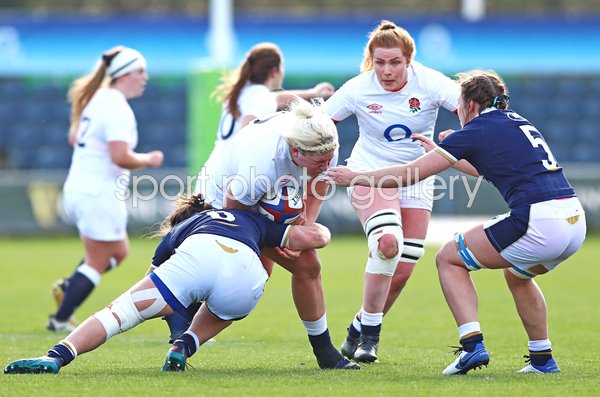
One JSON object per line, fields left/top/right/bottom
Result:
{"left": 519, "top": 125, "right": 559, "bottom": 170}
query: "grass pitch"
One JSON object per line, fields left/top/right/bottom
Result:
{"left": 0, "top": 234, "right": 598, "bottom": 396}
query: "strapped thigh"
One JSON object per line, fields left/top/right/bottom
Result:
{"left": 454, "top": 233, "right": 486, "bottom": 271}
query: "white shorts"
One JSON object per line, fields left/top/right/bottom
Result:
{"left": 484, "top": 197, "right": 586, "bottom": 278}
{"left": 151, "top": 234, "right": 268, "bottom": 321}
{"left": 63, "top": 190, "right": 127, "bottom": 241}
{"left": 346, "top": 177, "right": 435, "bottom": 211}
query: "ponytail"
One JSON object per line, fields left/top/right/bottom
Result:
{"left": 151, "top": 193, "right": 212, "bottom": 237}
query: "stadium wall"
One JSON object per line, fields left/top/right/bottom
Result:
{"left": 1, "top": 13, "right": 599, "bottom": 235}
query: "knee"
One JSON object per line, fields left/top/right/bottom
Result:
{"left": 377, "top": 234, "right": 399, "bottom": 259}
{"left": 294, "top": 250, "right": 322, "bottom": 278}
{"left": 435, "top": 247, "right": 449, "bottom": 270}
{"left": 114, "top": 247, "right": 128, "bottom": 263}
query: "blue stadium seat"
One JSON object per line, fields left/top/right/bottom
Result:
{"left": 33, "top": 145, "right": 72, "bottom": 169}
{"left": 572, "top": 143, "right": 600, "bottom": 163}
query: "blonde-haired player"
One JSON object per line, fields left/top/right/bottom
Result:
{"left": 189, "top": 99, "right": 359, "bottom": 370}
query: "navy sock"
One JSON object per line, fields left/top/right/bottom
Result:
{"left": 360, "top": 324, "right": 381, "bottom": 338}
{"left": 308, "top": 330, "right": 344, "bottom": 368}
{"left": 529, "top": 349, "right": 553, "bottom": 366}
{"left": 47, "top": 343, "right": 75, "bottom": 367}
{"left": 163, "top": 311, "right": 191, "bottom": 343}
{"left": 55, "top": 271, "right": 95, "bottom": 322}
{"left": 172, "top": 333, "right": 198, "bottom": 358}
{"left": 348, "top": 320, "right": 360, "bottom": 339}
{"left": 460, "top": 333, "right": 484, "bottom": 352}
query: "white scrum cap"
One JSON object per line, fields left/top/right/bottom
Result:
{"left": 106, "top": 47, "right": 147, "bottom": 79}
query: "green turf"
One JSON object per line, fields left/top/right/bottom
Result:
{"left": 1, "top": 234, "right": 599, "bottom": 396}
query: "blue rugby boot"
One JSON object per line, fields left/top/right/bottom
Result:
{"left": 4, "top": 356, "right": 60, "bottom": 374}
{"left": 442, "top": 342, "right": 490, "bottom": 375}
{"left": 161, "top": 350, "right": 187, "bottom": 372}
{"left": 518, "top": 356, "right": 560, "bottom": 373}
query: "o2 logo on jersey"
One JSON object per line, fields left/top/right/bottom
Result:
{"left": 383, "top": 124, "right": 412, "bottom": 142}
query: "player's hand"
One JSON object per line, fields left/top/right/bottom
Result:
{"left": 313, "top": 82, "right": 335, "bottom": 99}
{"left": 274, "top": 246, "right": 301, "bottom": 260}
{"left": 411, "top": 134, "right": 437, "bottom": 152}
{"left": 146, "top": 150, "right": 164, "bottom": 168}
{"left": 324, "top": 166, "right": 357, "bottom": 187}
{"left": 438, "top": 129, "right": 456, "bottom": 141}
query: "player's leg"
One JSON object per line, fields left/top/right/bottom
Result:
{"left": 264, "top": 248, "right": 359, "bottom": 369}
{"left": 5, "top": 276, "right": 173, "bottom": 375}
{"left": 49, "top": 237, "right": 128, "bottom": 332}
{"left": 502, "top": 202, "right": 585, "bottom": 374}
{"left": 50, "top": 194, "right": 129, "bottom": 331}
{"left": 437, "top": 224, "right": 510, "bottom": 375}
{"left": 340, "top": 186, "right": 403, "bottom": 363}
{"left": 383, "top": 206, "right": 428, "bottom": 313}
{"left": 503, "top": 269, "right": 560, "bottom": 373}
{"left": 163, "top": 240, "right": 267, "bottom": 371}
{"left": 162, "top": 304, "right": 233, "bottom": 372}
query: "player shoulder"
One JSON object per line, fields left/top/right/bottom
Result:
{"left": 411, "top": 61, "right": 453, "bottom": 82}
{"left": 242, "top": 83, "right": 271, "bottom": 97}
{"left": 342, "top": 72, "right": 374, "bottom": 91}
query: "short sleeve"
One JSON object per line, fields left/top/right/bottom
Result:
{"left": 428, "top": 70, "right": 460, "bottom": 112}
{"left": 324, "top": 81, "right": 355, "bottom": 122}
{"left": 104, "top": 95, "right": 137, "bottom": 143}
{"left": 263, "top": 221, "right": 291, "bottom": 248}
{"left": 239, "top": 85, "right": 278, "bottom": 118}
{"left": 436, "top": 123, "right": 480, "bottom": 163}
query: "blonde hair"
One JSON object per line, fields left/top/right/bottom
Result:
{"left": 67, "top": 46, "right": 125, "bottom": 146}
{"left": 361, "top": 20, "right": 416, "bottom": 73}
{"left": 456, "top": 69, "right": 510, "bottom": 110}
{"left": 279, "top": 99, "right": 338, "bottom": 155}
{"left": 213, "top": 42, "right": 282, "bottom": 119}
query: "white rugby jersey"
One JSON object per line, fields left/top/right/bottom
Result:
{"left": 63, "top": 87, "right": 138, "bottom": 195}
{"left": 201, "top": 112, "right": 338, "bottom": 209}
{"left": 214, "top": 83, "right": 278, "bottom": 149}
{"left": 325, "top": 61, "right": 458, "bottom": 168}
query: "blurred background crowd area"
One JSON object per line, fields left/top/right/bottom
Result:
{"left": 0, "top": 1, "right": 599, "bottom": 234}
{"left": 2, "top": 0, "right": 600, "bottom": 15}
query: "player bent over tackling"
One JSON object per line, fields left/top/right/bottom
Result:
{"left": 4, "top": 194, "right": 358, "bottom": 374}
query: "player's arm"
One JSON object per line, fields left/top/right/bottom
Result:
{"left": 415, "top": 133, "right": 479, "bottom": 177}
{"left": 286, "top": 223, "right": 331, "bottom": 250}
{"left": 109, "top": 141, "right": 163, "bottom": 170}
{"left": 326, "top": 150, "right": 453, "bottom": 188}
{"left": 223, "top": 184, "right": 255, "bottom": 210}
{"left": 303, "top": 178, "right": 329, "bottom": 224}
{"left": 274, "top": 82, "right": 335, "bottom": 110}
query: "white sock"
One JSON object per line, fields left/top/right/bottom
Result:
{"left": 352, "top": 314, "right": 362, "bottom": 332}
{"left": 528, "top": 339, "right": 551, "bottom": 351}
{"left": 361, "top": 310, "right": 383, "bottom": 326}
{"left": 77, "top": 263, "right": 101, "bottom": 286}
{"left": 458, "top": 322, "right": 481, "bottom": 339}
{"left": 302, "top": 314, "right": 327, "bottom": 336}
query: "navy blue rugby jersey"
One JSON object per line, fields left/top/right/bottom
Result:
{"left": 435, "top": 109, "right": 575, "bottom": 209}
{"left": 152, "top": 209, "right": 290, "bottom": 267}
